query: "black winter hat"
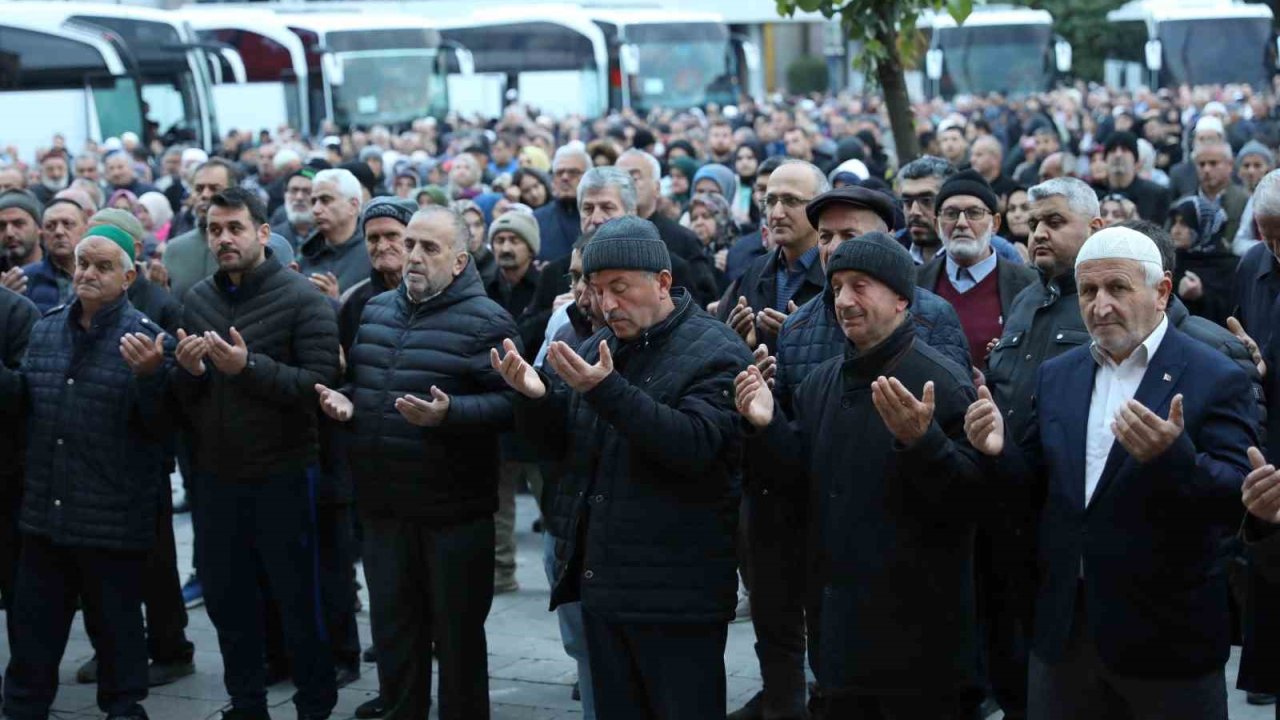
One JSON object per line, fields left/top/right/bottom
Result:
{"left": 582, "top": 216, "right": 671, "bottom": 276}
{"left": 825, "top": 231, "right": 915, "bottom": 306}
{"left": 934, "top": 168, "right": 998, "bottom": 214}
{"left": 1104, "top": 131, "right": 1140, "bottom": 161}
{"left": 806, "top": 186, "right": 898, "bottom": 233}
{"left": 361, "top": 196, "right": 416, "bottom": 233}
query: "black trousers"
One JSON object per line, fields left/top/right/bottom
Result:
{"left": 824, "top": 693, "right": 978, "bottom": 719}
{"left": 362, "top": 514, "right": 494, "bottom": 720}
{"left": 3, "top": 533, "right": 148, "bottom": 719}
{"left": 582, "top": 608, "right": 728, "bottom": 720}
{"left": 194, "top": 472, "right": 336, "bottom": 717}
{"left": 743, "top": 490, "right": 808, "bottom": 717}
{"left": 0, "top": 473, "right": 21, "bottom": 609}
{"left": 975, "top": 526, "right": 1031, "bottom": 720}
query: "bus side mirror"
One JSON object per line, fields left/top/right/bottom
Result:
{"left": 1054, "top": 40, "right": 1072, "bottom": 74}
{"left": 926, "top": 48, "right": 943, "bottom": 80}
{"left": 456, "top": 47, "right": 475, "bottom": 76}
{"left": 620, "top": 43, "right": 640, "bottom": 75}
{"left": 1144, "top": 40, "right": 1163, "bottom": 72}
{"left": 739, "top": 40, "right": 761, "bottom": 72}
{"left": 322, "top": 53, "right": 344, "bottom": 86}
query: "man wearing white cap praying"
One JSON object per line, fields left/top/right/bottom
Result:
{"left": 964, "top": 226, "right": 1259, "bottom": 719}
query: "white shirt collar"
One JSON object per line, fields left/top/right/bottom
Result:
{"left": 1089, "top": 313, "right": 1169, "bottom": 369}
{"left": 945, "top": 250, "right": 997, "bottom": 286}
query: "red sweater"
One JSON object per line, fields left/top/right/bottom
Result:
{"left": 933, "top": 268, "right": 1002, "bottom": 369}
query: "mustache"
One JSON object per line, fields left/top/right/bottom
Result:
{"left": 604, "top": 310, "right": 629, "bottom": 323}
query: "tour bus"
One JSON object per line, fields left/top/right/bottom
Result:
{"left": 20, "top": 2, "right": 222, "bottom": 151}
{"left": 922, "top": 6, "right": 1071, "bottom": 99}
{"left": 183, "top": 7, "right": 311, "bottom": 136}
{"left": 1106, "top": 0, "right": 1276, "bottom": 90}
{"left": 271, "top": 10, "right": 452, "bottom": 134}
{"left": 0, "top": 11, "right": 145, "bottom": 162}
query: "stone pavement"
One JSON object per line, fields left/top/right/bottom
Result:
{"left": 1, "top": 488, "right": 1271, "bottom": 719}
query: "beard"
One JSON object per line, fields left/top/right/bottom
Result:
{"left": 286, "top": 206, "right": 314, "bottom": 226}
{"left": 946, "top": 229, "right": 993, "bottom": 263}
{"left": 41, "top": 175, "right": 69, "bottom": 193}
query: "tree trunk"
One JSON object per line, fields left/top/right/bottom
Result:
{"left": 873, "top": 24, "right": 921, "bottom": 167}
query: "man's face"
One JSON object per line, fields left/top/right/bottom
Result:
{"left": 492, "top": 140, "right": 514, "bottom": 166}
{"left": 1034, "top": 132, "right": 1059, "bottom": 157}
{"left": 105, "top": 155, "right": 133, "bottom": 187}
{"left": 205, "top": 204, "right": 268, "bottom": 274}
{"left": 393, "top": 175, "right": 417, "bottom": 199}
{"left": 463, "top": 211, "right": 485, "bottom": 252}
{"left": 74, "top": 157, "right": 100, "bottom": 182}
{"left": 579, "top": 187, "right": 627, "bottom": 233}
{"left": 492, "top": 231, "right": 532, "bottom": 272}
{"left": 938, "top": 196, "right": 997, "bottom": 263}
{"left": 969, "top": 140, "right": 1001, "bottom": 178}
{"left": 192, "top": 166, "right": 233, "bottom": 223}
{"left": 939, "top": 129, "right": 968, "bottom": 163}
{"left": 42, "top": 204, "right": 85, "bottom": 262}
{"left": 285, "top": 176, "right": 314, "bottom": 225}
{"left": 41, "top": 156, "right": 68, "bottom": 186}
{"left": 568, "top": 248, "right": 601, "bottom": 325}
{"left": 899, "top": 176, "right": 942, "bottom": 246}
{"left": 0, "top": 208, "right": 40, "bottom": 264}
{"left": 1239, "top": 156, "right": 1272, "bottom": 191}
{"left": 783, "top": 129, "right": 811, "bottom": 160}
{"left": 162, "top": 153, "right": 181, "bottom": 177}
{"left": 1195, "top": 147, "right": 1232, "bottom": 193}
{"left": 709, "top": 125, "right": 733, "bottom": 154}
{"left": 752, "top": 171, "right": 772, "bottom": 211}
{"left": 588, "top": 268, "right": 670, "bottom": 340}
{"left": 450, "top": 157, "right": 479, "bottom": 189}
{"left": 1106, "top": 148, "right": 1136, "bottom": 179}
{"left": 831, "top": 269, "right": 907, "bottom": 350}
{"left": 1077, "top": 259, "right": 1169, "bottom": 360}
{"left": 311, "top": 180, "right": 358, "bottom": 237}
{"left": 1039, "top": 153, "right": 1065, "bottom": 181}
{"left": 364, "top": 216, "right": 408, "bottom": 277}
{"left": 816, "top": 205, "right": 890, "bottom": 269}
{"left": 764, "top": 164, "right": 819, "bottom": 251}
{"left": 72, "top": 237, "right": 133, "bottom": 305}
{"left": 616, "top": 155, "right": 656, "bottom": 215}
{"left": 552, "top": 155, "right": 588, "bottom": 201}
{"left": 0, "top": 169, "right": 24, "bottom": 193}
{"left": 1028, "top": 195, "right": 1099, "bottom": 277}
{"left": 403, "top": 213, "right": 467, "bottom": 298}
{"left": 258, "top": 147, "right": 277, "bottom": 180}
{"left": 1257, "top": 213, "right": 1280, "bottom": 259}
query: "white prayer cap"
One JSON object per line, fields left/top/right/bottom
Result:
{"left": 1203, "top": 101, "right": 1228, "bottom": 118}
{"left": 1074, "top": 226, "right": 1163, "bottom": 275}
{"left": 1194, "top": 115, "right": 1225, "bottom": 137}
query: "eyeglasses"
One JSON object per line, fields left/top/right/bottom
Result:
{"left": 900, "top": 192, "right": 937, "bottom": 210}
{"left": 763, "top": 194, "right": 813, "bottom": 211}
{"left": 939, "top": 207, "right": 993, "bottom": 225}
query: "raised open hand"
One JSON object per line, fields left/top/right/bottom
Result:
{"left": 489, "top": 338, "right": 547, "bottom": 399}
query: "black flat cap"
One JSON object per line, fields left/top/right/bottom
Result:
{"left": 805, "top": 186, "right": 898, "bottom": 233}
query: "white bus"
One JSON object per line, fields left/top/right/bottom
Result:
{"left": 0, "top": 11, "right": 145, "bottom": 162}
{"left": 923, "top": 6, "right": 1071, "bottom": 99}
{"left": 1106, "top": 0, "right": 1276, "bottom": 90}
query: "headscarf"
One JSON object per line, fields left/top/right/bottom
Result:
{"left": 107, "top": 188, "right": 139, "bottom": 213}
{"left": 688, "top": 191, "right": 736, "bottom": 251}
{"left": 692, "top": 163, "right": 739, "bottom": 204}
{"left": 1172, "top": 195, "right": 1227, "bottom": 253}
{"left": 519, "top": 146, "right": 551, "bottom": 172}
{"left": 472, "top": 192, "right": 503, "bottom": 225}
{"left": 668, "top": 155, "right": 701, "bottom": 207}
{"left": 137, "top": 191, "right": 173, "bottom": 234}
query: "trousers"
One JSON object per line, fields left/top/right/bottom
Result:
{"left": 743, "top": 490, "right": 808, "bottom": 718}
{"left": 542, "top": 531, "right": 595, "bottom": 719}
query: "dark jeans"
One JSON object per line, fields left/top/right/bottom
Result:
{"left": 743, "top": 490, "right": 808, "bottom": 717}
{"left": 581, "top": 608, "right": 728, "bottom": 720}
{"left": 363, "top": 514, "right": 494, "bottom": 720}
{"left": 194, "top": 472, "right": 336, "bottom": 718}
{"left": 824, "top": 693, "right": 978, "bottom": 719}
{"left": 3, "top": 533, "right": 148, "bottom": 719}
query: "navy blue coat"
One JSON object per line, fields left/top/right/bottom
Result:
{"left": 1003, "top": 326, "right": 1257, "bottom": 678}
{"left": 21, "top": 257, "right": 73, "bottom": 314}
{"left": 21, "top": 295, "right": 172, "bottom": 551}
{"left": 0, "top": 288, "right": 38, "bottom": 488}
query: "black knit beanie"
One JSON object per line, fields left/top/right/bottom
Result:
{"left": 825, "top": 232, "right": 915, "bottom": 306}
{"left": 581, "top": 216, "right": 671, "bottom": 276}
{"left": 934, "top": 168, "right": 998, "bottom": 214}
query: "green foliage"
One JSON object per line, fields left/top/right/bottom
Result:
{"left": 1013, "top": 0, "right": 1136, "bottom": 81}
{"left": 785, "top": 56, "right": 832, "bottom": 94}
{"left": 776, "top": 0, "right": 972, "bottom": 74}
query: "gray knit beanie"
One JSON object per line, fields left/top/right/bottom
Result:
{"left": 1238, "top": 140, "right": 1275, "bottom": 168}
{"left": 361, "top": 196, "right": 416, "bottom": 234}
{"left": 825, "top": 231, "right": 915, "bottom": 306}
{"left": 0, "top": 190, "right": 43, "bottom": 225}
{"left": 581, "top": 216, "right": 671, "bottom": 276}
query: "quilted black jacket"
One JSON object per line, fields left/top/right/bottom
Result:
{"left": 517, "top": 289, "right": 754, "bottom": 624}
{"left": 344, "top": 263, "right": 518, "bottom": 523}
{"left": 0, "top": 288, "right": 38, "bottom": 487}
{"left": 21, "top": 295, "right": 172, "bottom": 550}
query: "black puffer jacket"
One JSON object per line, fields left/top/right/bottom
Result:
{"left": 345, "top": 262, "right": 518, "bottom": 523}
{"left": 127, "top": 273, "right": 181, "bottom": 334}
{"left": 0, "top": 288, "right": 38, "bottom": 487}
{"left": 22, "top": 295, "right": 172, "bottom": 550}
{"left": 518, "top": 289, "right": 753, "bottom": 623}
{"left": 172, "top": 256, "right": 339, "bottom": 482}
{"left": 752, "top": 318, "right": 986, "bottom": 695}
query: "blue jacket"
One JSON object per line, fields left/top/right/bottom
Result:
{"left": 776, "top": 287, "right": 971, "bottom": 410}
{"left": 533, "top": 201, "right": 581, "bottom": 263}
{"left": 21, "top": 294, "right": 172, "bottom": 551}
{"left": 21, "top": 257, "right": 73, "bottom": 314}
{"left": 1002, "top": 326, "right": 1257, "bottom": 678}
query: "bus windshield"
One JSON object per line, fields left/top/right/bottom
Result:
{"left": 936, "top": 23, "right": 1053, "bottom": 96}
{"left": 627, "top": 23, "right": 734, "bottom": 111}
{"left": 332, "top": 51, "right": 443, "bottom": 127}
{"left": 1157, "top": 18, "right": 1273, "bottom": 88}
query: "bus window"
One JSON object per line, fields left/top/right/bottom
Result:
{"left": 625, "top": 23, "right": 734, "bottom": 112}
{"left": 0, "top": 26, "right": 109, "bottom": 88}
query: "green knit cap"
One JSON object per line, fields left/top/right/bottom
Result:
{"left": 81, "top": 224, "right": 136, "bottom": 266}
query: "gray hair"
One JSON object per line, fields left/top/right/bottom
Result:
{"left": 1251, "top": 168, "right": 1280, "bottom": 219}
{"left": 552, "top": 144, "right": 592, "bottom": 171}
{"left": 1028, "top": 176, "right": 1101, "bottom": 219}
{"left": 618, "top": 149, "right": 661, "bottom": 181}
{"left": 1191, "top": 141, "right": 1234, "bottom": 163}
{"left": 313, "top": 168, "right": 362, "bottom": 202}
{"left": 775, "top": 158, "right": 831, "bottom": 195}
{"left": 75, "top": 234, "right": 133, "bottom": 272}
{"left": 898, "top": 155, "right": 956, "bottom": 183}
{"left": 73, "top": 152, "right": 101, "bottom": 170}
{"left": 410, "top": 206, "right": 470, "bottom": 253}
{"left": 577, "top": 167, "right": 637, "bottom": 214}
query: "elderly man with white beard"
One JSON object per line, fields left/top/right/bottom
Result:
{"left": 916, "top": 169, "right": 1037, "bottom": 371}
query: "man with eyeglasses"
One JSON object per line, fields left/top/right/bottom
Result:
{"left": 716, "top": 159, "right": 829, "bottom": 353}
{"left": 270, "top": 167, "right": 316, "bottom": 252}
{"left": 897, "top": 156, "right": 1025, "bottom": 268}
{"left": 534, "top": 146, "right": 591, "bottom": 263}
{"left": 917, "top": 170, "right": 1037, "bottom": 371}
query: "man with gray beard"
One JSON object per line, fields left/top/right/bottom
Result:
{"left": 30, "top": 150, "right": 70, "bottom": 205}
{"left": 916, "top": 170, "right": 1036, "bottom": 370}
{"left": 271, "top": 168, "right": 317, "bottom": 251}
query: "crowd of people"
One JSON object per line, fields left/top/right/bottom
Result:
{"left": 1, "top": 77, "right": 1280, "bottom": 720}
